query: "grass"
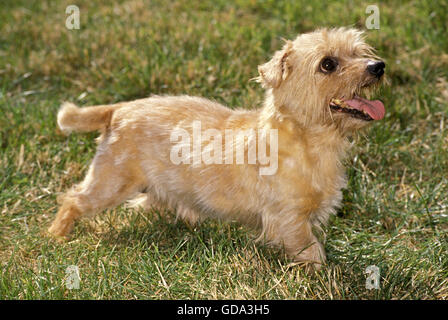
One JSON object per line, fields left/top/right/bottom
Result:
{"left": 0, "top": 0, "right": 447, "bottom": 299}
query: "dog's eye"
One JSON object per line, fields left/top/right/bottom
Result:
{"left": 320, "top": 57, "right": 338, "bottom": 73}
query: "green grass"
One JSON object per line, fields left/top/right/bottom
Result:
{"left": 1, "top": 0, "right": 447, "bottom": 299}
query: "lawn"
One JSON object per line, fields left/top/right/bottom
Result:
{"left": 0, "top": 0, "right": 447, "bottom": 299}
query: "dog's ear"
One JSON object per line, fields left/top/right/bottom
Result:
{"left": 257, "top": 40, "right": 293, "bottom": 88}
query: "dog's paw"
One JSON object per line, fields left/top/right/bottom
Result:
{"left": 47, "top": 221, "right": 73, "bottom": 242}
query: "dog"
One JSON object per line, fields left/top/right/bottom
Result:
{"left": 48, "top": 27, "right": 386, "bottom": 269}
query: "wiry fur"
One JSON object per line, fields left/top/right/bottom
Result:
{"left": 48, "top": 28, "right": 385, "bottom": 269}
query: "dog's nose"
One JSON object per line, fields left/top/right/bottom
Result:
{"left": 367, "top": 60, "right": 385, "bottom": 78}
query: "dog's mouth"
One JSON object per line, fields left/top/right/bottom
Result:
{"left": 330, "top": 96, "right": 385, "bottom": 121}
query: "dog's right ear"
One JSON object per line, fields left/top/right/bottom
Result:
{"left": 257, "top": 40, "right": 293, "bottom": 88}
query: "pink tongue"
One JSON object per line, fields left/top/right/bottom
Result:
{"left": 344, "top": 96, "right": 385, "bottom": 120}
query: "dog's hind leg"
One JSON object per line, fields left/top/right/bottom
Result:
{"left": 48, "top": 149, "right": 146, "bottom": 238}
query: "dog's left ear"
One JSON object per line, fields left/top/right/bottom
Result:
{"left": 257, "top": 40, "right": 294, "bottom": 88}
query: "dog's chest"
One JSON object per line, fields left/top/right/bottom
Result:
{"left": 275, "top": 151, "right": 345, "bottom": 215}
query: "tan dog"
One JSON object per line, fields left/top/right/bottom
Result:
{"left": 48, "top": 28, "right": 386, "bottom": 269}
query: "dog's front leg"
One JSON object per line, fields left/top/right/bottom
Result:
{"left": 261, "top": 211, "right": 326, "bottom": 270}
{"left": 284, "top": 222, "right": 326, "bottom": 270}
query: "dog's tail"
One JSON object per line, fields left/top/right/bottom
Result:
{"left": 57, "top": 102, "right": 122, "bottom": 134}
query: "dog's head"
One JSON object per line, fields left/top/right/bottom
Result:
{"left": 257, "top": 27, "right": 386, "bottom": 132}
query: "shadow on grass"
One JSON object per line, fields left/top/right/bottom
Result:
{"left": 94, "top": 208, "right": 288, "bottom": 266}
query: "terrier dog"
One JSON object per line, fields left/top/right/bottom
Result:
{"left": 48, "top": 28, "right": 386, "bottom": 269}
